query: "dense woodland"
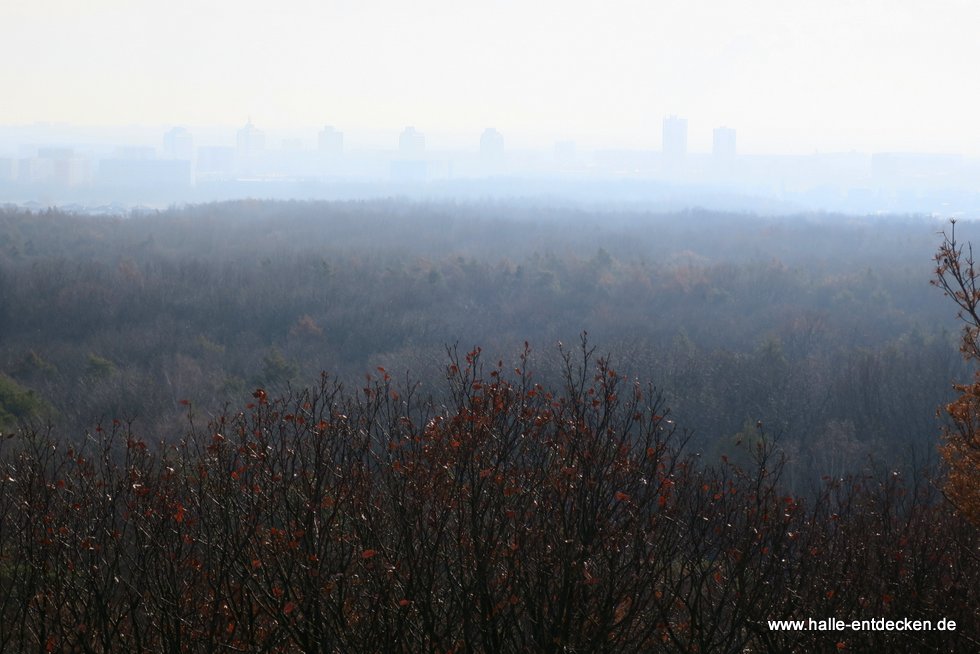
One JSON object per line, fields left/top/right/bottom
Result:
{"left": 0, "top": 201, "right": 971, "bottom": 479}
{"left": 0, "top": 200, "right": 978, "bottom": 651}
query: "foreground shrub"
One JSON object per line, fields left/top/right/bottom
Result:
{"left": 0, "top": 342, "right": 977, "bottom": 652}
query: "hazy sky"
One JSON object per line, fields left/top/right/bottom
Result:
{"left": 3, "top": 0, "right": 979, "bottom": 154}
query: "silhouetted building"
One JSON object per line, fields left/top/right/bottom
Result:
{"left": 0, "top": 158, "right": 14, "bottom": 182}
{"left": 114, "top": 146, "right": 155, "bottom": 160}
{"left": 236, "top": 120, "right": 265, "bottom": 158}
{"left": 197, "top": 146, "right": 235, "bottom": 175}
{"left": 163, "top": 127, "right": 194, "bottom": 160}
{"left": 663, "top": 115, "right": 687, "bottom": 158}
{"left": 399, "top": 127, "right": 425, "bottom": 157}
{"left": 22, "top": 148, "right": 88, "bottom": 186}
{"left": 480, "top": 128, "right": 504, "bottom": 158}
{"left": 713, "top": 127, "right": 736, "bottom": 158}
{"left": 38, "top": 147, "right": 74, "bottom": 160}
{"left": 318, "top": 126, "right": 343, "bottom": 154}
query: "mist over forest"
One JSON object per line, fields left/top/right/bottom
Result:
{"left": 0, "top": 201, "right": 968, "bottom": 478}
{"left": 1, "top": 196, "right": 979, "bottom": 652}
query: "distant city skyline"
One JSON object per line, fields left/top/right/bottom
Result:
{"left": 4, "top": 117, "right": 980, "bottom": 218}
{"left": 1, "top": 1, "right": 979, "bottom": 156}
{"left": 7, "top": 119, "right": 980, "bottom": 163}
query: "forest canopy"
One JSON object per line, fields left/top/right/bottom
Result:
{"left": 0, "top": 201, "right": 967, "bottom": 481}
{"left": 0, "top": 200, "right": 978, "bottom": 651}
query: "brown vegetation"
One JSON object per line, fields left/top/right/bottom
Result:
{"left": 933, "top": 222, "right": 980, "bottom": 526}
{"left": 0, "top": 342, "right": 976, "bottom": 653}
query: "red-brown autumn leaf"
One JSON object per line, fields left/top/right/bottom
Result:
{"left": 361, "top": 549, "right": 377, "bottom": 559}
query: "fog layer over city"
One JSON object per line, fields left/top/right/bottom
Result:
{"left": 3, "top": 1, "right": 980, "bottom": 214}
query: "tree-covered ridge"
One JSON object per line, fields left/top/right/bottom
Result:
{"left": 0, "top": 203, "right": 967, "bottom": 481}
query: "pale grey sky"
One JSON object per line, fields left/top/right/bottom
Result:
{"left": 2, "top": 0, "right": 979, "bottom": 154}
